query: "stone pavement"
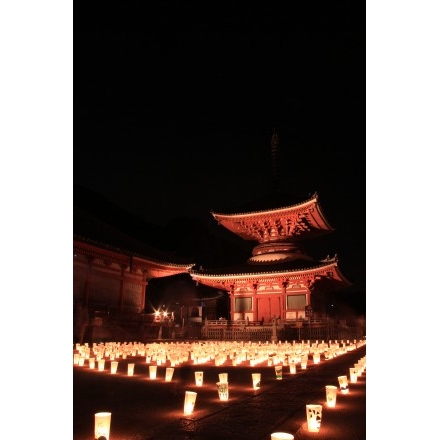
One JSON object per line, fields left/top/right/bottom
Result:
{"left": 73, "top": 343, "right": 366, "bottom": 440}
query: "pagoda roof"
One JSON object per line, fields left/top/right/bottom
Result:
{"left": 212, "top": 190, "right": 312, "bottom": 214}
{"left": 189, "top": 255, "right": 351, "bottom": 289}
{"left": 210, "top": 191, "right": 334, "bottom": 242}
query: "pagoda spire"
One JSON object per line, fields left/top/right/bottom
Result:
{"left": 270, "top": 128, "right": 281, "bottom": 192}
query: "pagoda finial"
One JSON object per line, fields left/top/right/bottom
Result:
{"left": 270, "top": 129, "right": 280, "bottom": 192}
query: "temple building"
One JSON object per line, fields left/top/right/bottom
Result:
{"left": 188, "top": 131, "right": 351, "bottom": 323}
{"left": 73, "top": 238, "right": 194, "bottom": 315}
{"left": 73, "top": 131, "right": 354, "bottom": 340}
{"left": 189, "top": 190, "right": 351, "bottom": 323}
{"left": 73, "top": 199, "right": 196, "bottom": 318}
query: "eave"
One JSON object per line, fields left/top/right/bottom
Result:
{"left": 73, "top": 238, "right": 195, "bottom": 279}
{"left": 190, "top": 259, "right": 350, "bottom": 291}
{"left": 211, "top": 193, "right": 334, "bottom": 242}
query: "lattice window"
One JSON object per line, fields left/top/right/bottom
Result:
{"left": 287, "top": 294, "right": 306, "bottom": 309}
{"left": 235, "top": 297, "right": 252, "bottom": 312}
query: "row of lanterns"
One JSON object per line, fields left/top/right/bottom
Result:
{"left": 83, "top": 340, "right": 366, "bottom": 439}
{"left": 272, "top": 354, "right": 366, "bottom": 439}
{"left": 303, "top": 354, "right": 367, "bottom": 436}
{"left": 75, "top": 339, "right": 364, "bottom": 371}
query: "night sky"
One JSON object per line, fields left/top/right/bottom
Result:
{"left": 74, "top": 3, "right": 366, "bottom": 312}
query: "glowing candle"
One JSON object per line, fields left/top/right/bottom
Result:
{"left": 94, "top": 412, "right": 111, "bottom": 440}
{"left": 183, "top": 391, "right": 197, "bottom": 415}
{"left": 306, "top": 404, "right": 322, "bottom": 432}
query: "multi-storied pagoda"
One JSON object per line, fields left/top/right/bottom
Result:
{"left": 189, "top": 133, "right": 351, "bottom": 323}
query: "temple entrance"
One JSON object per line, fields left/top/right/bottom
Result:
{"left": 257, "top": 296, "right": 281, "bottom": 323}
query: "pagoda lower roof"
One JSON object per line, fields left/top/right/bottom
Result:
{"left": 189, "top": 260, "right": 351, "bottom": 291}
{"left": 189, "top": 256, "right": 350, "bottom": 285}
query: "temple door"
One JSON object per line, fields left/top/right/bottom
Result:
{"left": 258, "top": 296, "right": 281, "bottom": 323}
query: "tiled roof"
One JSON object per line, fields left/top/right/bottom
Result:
{"left": 190, "top": 257, "right": 329, "bottom": 276}
{"left": 73, "top": 206, "right": 194, "bottom": 266}
{"left": 211, "top": 190, "right": 316, "bottom": 215}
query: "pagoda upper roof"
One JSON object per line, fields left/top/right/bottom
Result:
{"left": 210, "top": 190, "right": 334, "bottom": 242}
{"left": 212, "top": 190, "right": 312, "bottom": 214}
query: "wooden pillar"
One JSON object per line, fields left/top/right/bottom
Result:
{"left": 281, "top": 281, "right": 288, "bottom": 320}
{"left": 83, "top": 256, "right": 94, "bottom": 306}
{"left": 306, "top": 278, "right": 313, "bottom": 308}
{"left": 141, "top": 270, "right": 148, "bottom": 312}
{"left": 253, "top": 282, "right": 258, "bottom": 321}
{"left": 119, "top": 263, "right": 128, "bottom": 314}
{"left": 229, "top": 284, "right": 235, "bottom": 321}
{"left": 229, "top": 292, "right": 234, "bottom": 321}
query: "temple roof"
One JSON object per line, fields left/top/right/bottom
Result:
{"left": 191, "top": 256, "right": 332, "bottom": 276}
{"left": 74, "top": 236, "right": 194, "bottom": 270}
{"left": 212, "top": 190, "right": 313, "bottom": 214}
{"left": 73, "top": 205, "right": 195, "bottom": 268}
{"left": 211, "top": 191, "right": 334, "bottom": 242}
{"left": 189, "top": 255, "right": 351, "bottom": 289}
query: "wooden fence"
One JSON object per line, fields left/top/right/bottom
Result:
{"left": 200, "top": 319, "right": 364, "bottom": 341}
{"left": 81, "top": 316, "right": 365, "bottom": 344}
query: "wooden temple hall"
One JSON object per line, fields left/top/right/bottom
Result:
{"left": 74, "top": 133, "right": 362, "bottom": 342}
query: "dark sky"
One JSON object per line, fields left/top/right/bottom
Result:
{"left": 74, "top": 3, "right": 366, "bottom": 311}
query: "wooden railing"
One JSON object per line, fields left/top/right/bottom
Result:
{"left": 201, "top": 318, "right": 364, "bottom": 341}
{"left": 82, "top": 313, "right": 365, "bottom": 343}
{"left": 204, "top": 318, "right": 337, "bottom": 327}
{"left": 202, "top": 326, "right": 273, "bottom": 341}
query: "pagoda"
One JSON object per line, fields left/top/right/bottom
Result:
{"left": 189, "top": 132, "right": 351, "bottom": 323}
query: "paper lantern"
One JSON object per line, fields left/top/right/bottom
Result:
{"left": 194, "top": 371, "right": 203, "bottom": 386}
{"left": 183, "top": 391, "right": 197, "bottom": 415}
{"left": 110, "top": 361, "right": 118, "bottom": 374}
{"left": 127, "top": 363, "right": 135, "bottom": 376}
{"left": 149, "top": 365, "right": 157, "bottom": 379}
{"left": 306, "top": 404, "right": 322, "bottom": 432}
{"left": 216, "top": 381, "right": 229, "bottom": 401}
{"left": 271, "top": 433, "right": 294, "bottom": 439}
{"left": 94, "top": 412, "right": 111, "bottom": 440}
{"left": 325, "top": 385, "right": 338, "bottom": 408}
{"left": 274, "top": 365, "right": 283, "bottom": 380}
{"left": 252, "top": 373, "right": 261, "bottom": 390}
{"left": 165, "top": 367, "right": 174, "bottom": 382}
{"left": 337, "top": 375, "right": 349, "bottom": 394}
{"left": 73, "top": 353, "right": 80, "bottom": 365}
{"left": 349, "top": 367, "right": 357, "bottom": 383}
{"left": 301, "top": 357, "right": 307, "bottom": 370}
